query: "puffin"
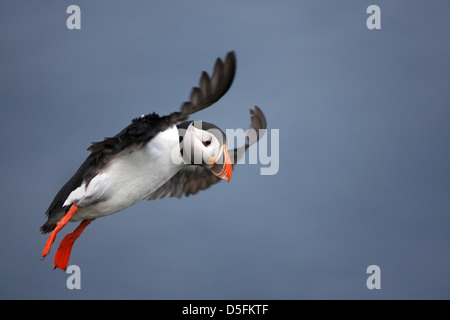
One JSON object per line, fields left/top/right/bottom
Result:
{"left": 40, "top": 51, "right": 267, "bottom": 270}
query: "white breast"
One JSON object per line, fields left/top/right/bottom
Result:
{"left": 65, "top": 125, "right": 184, "bottom": 221}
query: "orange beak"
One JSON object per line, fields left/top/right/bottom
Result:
{"left": 209, "top": 146, "right": 232, "bottom": 182}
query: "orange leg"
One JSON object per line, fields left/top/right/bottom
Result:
{"left": 42, "top": 204, "right": 79, "bottom": 259}
{"left": 53, "top": 219, "right": 92, "bottom": 271}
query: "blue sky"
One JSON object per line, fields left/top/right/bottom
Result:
{"left": 1, "top": 1, "right": 449, "bottom": 299}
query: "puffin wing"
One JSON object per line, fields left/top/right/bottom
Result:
{"left": 228, "top": 106, "right": 267, "bottom": 165}
{"left": 42, "top": 52, "right": 237, "bottom": 232}
{"left": 145, "top": 106, "right": 267, "bottom": 200}
{"left": 145, "top": 165, "right": 221, "bottom": 200}
{"left": 166, "top": 51, "right": 236, "bottom": 124}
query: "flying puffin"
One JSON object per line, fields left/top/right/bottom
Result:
{"left": 41, "top": 51, "right": 267, "bottom": 270}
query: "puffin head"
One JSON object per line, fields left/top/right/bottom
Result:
{"left": 177, "top": 120, "right": 232, "bottom": 182}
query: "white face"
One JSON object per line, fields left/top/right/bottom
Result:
{"left": 183, "top": 122, "right": 224, "bottom": 166}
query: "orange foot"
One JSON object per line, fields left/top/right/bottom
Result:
{"left": 53, "top": 219, "right": 92, "bottom": 271}
{"left": 42, "top": 204, "right": 79, "bottom": 259}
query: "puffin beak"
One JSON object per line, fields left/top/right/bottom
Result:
{"left": 209, "top": 145, "right": 232, "bottom": 182}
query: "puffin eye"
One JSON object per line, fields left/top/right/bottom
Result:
{"left": 202, "top": 139, "right": 212, "bottom": 147}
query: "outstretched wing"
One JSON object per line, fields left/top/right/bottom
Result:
{"left": 145, "top": 106, "right": 267, "bottom": 200}
{"left": 228, "top": 105, "right": 267, "bottom": 165}
{"left": 42, "top": 52, "right": 237, "bottom": 231}
{"left": 167, "top": 51, "right": 237, "bottom": 124}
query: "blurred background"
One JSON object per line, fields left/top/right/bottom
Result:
{"left": 0, "top": 0, "right": 449, "bottom": 299}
